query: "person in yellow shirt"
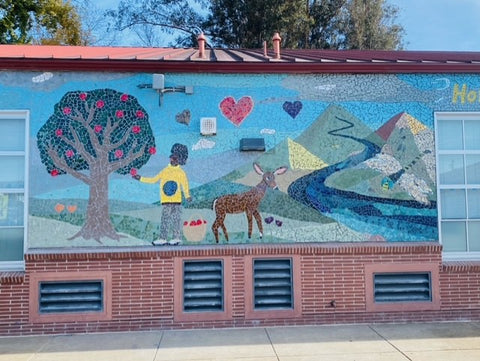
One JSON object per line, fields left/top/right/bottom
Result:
{"left": 133, "top": 143, "right": 191, "bottom": 245}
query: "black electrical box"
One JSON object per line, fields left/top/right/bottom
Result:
{"left": 239, "top": 138, "right": 265, "bottom": 151}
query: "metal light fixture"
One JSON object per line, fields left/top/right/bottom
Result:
{"left": 137, "top": 74, "right": 193, "bottom": 106}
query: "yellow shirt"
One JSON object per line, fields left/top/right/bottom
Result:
{"left": 140, "top": 164, "right": 190, "bottom": 204}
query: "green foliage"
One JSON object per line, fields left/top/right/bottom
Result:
{"left": 205, "top": 0, "right": 311, "bottom": 48}
{"left": 108, "top": 0, "right": 403, "bottom": 49}
{"left": 37, "top": 89, "right": 155, "bottom": 179}
{"left": 342, "top": 0, "right": 404, "bottom": 49}
{"left": 0, "top": 0, "right": 38, "bottom": 43}
{"left": 0, "top": 0, "right": 84, "bottom": 44}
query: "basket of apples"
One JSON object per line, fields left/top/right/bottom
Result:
{"left": 183, "top": 216, "right": 208, "bottom": 242}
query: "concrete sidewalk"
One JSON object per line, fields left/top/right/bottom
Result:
{"left": 1, "top": 322, "right": 480, "bottom": 361}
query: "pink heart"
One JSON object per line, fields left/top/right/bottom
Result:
{"left": 219, "top": 96, "right": 254, "bottom": 126}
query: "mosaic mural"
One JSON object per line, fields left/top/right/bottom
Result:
{"left": 3, "top": 70, "right": 475, "bottom": 247}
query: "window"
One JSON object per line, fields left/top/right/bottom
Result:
{"left": 0, "top": 111, "right": 29, "bottom": 271}
{"left": 435, "top": 113, "right": 480, "bottom": 259}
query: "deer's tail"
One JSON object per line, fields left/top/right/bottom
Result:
{"left": 212, "top": 198, "right": 218, "bottom": 211}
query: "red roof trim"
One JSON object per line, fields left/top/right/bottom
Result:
{"left": 3, "top": 58, "right": 480, "bottom": 74}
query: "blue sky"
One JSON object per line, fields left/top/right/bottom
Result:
{"left": 100, "top": 0, "right": 480, "bottom": 52}
{"left": 390, "top": 0, "right": 480, "bottom": 51}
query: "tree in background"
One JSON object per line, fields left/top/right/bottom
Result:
{"left": 71, "top": 0, "right": 118, "bottom": 46}
{"left": 107, "top": 0, "right": 403, "bottom": 49}
{"left": 305, "top": 0, "right": 346, "bottom": 49}
{"left": 107, "top": 0, "right": 208, "bottom": 47}
{"left": 204, "top": 0, "right": 311, "bottom": 48}
{"left": 342, "top": 0, "right": 403, "bottom": 49}
{"left": 0, "top": 0, "right": 84, "bottom": 45}
{"left": 37, "top": 89, "right": 156, "bottom": 241}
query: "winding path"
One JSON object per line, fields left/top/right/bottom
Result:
{"left": 287, "top": 116, "right": 437, "bottom": 241}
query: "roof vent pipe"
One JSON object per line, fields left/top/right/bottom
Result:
{"left": 198, "top": 33, "right": 206, "bottom": 59}
{"left": 272, "top": 33, "right": 281, "bottom": 59}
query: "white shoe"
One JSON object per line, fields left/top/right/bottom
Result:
{"left": 168, "top": 239, "right": 181, "bottom": 245}
{"left": 152, "top": 239, "right": 167, "bottom": 246}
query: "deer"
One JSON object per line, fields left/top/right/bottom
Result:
{"left": 212, "top": 162, "right": 288, "bottom": 243}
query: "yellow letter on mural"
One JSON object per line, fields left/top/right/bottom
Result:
{"left": 452, "top": 83, "right": 466, "bottom": 104}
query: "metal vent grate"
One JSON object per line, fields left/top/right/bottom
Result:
{"left": 183, "top": 260, "right": 223, "bottom": 312}
{"left": 374, "top": 272, "right": 432, "bottom": 303}
{"left": 39, "top": 280, "right": 103, "bottom": 313}
{"left": 253, "top": 258, "right": 293, "bottom": 310}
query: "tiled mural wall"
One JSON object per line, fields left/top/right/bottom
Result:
{"left": 1, "top": 71, "right": 475, "bottom": 248}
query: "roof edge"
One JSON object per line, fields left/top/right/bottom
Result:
{"left": 3, "top": 58, "right": 480, "bottom": 74}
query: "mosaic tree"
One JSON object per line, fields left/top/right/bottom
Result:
{"left": 37, "top": 89, "right": 156, "bottom": 241}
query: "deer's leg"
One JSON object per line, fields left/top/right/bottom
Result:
{"left": 253, "top": 210, "right": 263, "bottom": 239}
{"left": 212, "top": 215, "right": 222, "bottom": 243}
{"left": 220, "top": 223, "right": 229, "bottom": 242}
{"left": 212, "top": 214, "right": 228, "bottom": 243}
{"left": 246, "top": 211, "right": 253, "bottom": 240}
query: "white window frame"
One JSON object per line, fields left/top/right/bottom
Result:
{"left": 0, "top": 110, "right": 29, "bottom": 271}
{"left": 435, "top": 112, "right": 480, "bottom": 261}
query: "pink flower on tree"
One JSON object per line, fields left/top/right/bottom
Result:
{"left": 55, "top": 129, "right": 63, "bottom": 136}
{"left": 136, "top": 110, "right": 144, "bottom": 118}
{"left": 148, "top": 147, "right": 156, "bottom": 155}
{"left": 96, "top": 100, "right": 105, "bottom": 108}
{"left": 114, "top": 149, "right": 123, "bottom": 158}
{"left": 130, "top": 168, "right": 137, "bottom": 176}
{"left": 94, "top": 125, "right": 102, "bottom": 133}
{"left": 51, "top": 169, "right": 59, "bottom": 177}
{"left": 79, "top": 93, "right": 87, "bottom": 101}
{"left": 63, "top": 107, "right": 72, "bottom": 115}
{"left": 65, "top": 149, "right": 74, "bottom": 158}
{"left": 132, "top": 125, "right": 141, "bottom": 134}
{"left": 120, "top": 94, "right": 129, "bottom": 102}
{"left": 116, "top": 110, "right": 124, "bottom": 118}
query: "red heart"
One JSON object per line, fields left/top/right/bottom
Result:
{"left": 219, "top": 96, "right": 254, "bottom": 126}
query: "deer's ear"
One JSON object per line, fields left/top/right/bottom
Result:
{"left": 274, "top": 166, "right": 288, "bottom": 175}
{"left": 253, "top": 162, "right": 264, "bottom": 175}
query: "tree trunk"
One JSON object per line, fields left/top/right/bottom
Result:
{"left": 68, "top": 172, "right": 121, "bottom": 242}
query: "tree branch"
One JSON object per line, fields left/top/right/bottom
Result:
{"left": 108, "top": 140, "right": 145, "bottom": 173}
{"left": 69, "top": 107, "right": 102, "bottom": 152}
{"left": 61, "top": 124, "right": 95, "bottom": 164}
{"left": 102, "top": 115, "right": 120, "bottom": 148}
{"left": 47, "top": 146, "right": 91, "bottom": 184}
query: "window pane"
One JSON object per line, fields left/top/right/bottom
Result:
{"left": 441, "top": 221, "right": 467, "bottom": 251}
{"left": 0, "top": 156, "right": 24, "bottom": 188}
{"left": 465, "top": 119, "right": 480, "bottom": 150}
{"left": 467, "top": 189, "right": 480, "bottom": 219}
{"left": 441, "top": 189, "right": 466, "bottom": 219}
{"left": 439, "top": 155, "right": 464, "bottom": 184}
{"left": 0, "top": 228, "right": 24, "bottom": 261}
{"left": 0, "top": 193, "right": 24, "bottom": 226}
{"left": 466, "top": 155, "right": 480, "bottom": 184}
{"left": 468, "top": 222, "right": 480, "bottom": 251}
{"left": 0, "top": 118, "right": 25, "bottom": 151}
{"left": 437, "top": 119, "right": 463, "bottom": 150}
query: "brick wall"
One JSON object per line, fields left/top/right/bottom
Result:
{"left": 1, "top": 243, "right": 479, "bottom": 336}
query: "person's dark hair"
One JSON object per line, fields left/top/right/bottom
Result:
{"left": 170, "top": 143, "right": 188, "bottom": 165}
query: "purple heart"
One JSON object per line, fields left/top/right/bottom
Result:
{"left": 283, "top": 101, "right": 302, "bottom": 118}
